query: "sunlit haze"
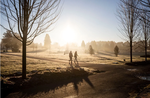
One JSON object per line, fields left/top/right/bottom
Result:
{"left": 61, "top": 24, "right": 77, "bottom": 45}
{"left": 1, "top": 0, "right": 150, "bottom": 97}
{"left": 0, "top": 0, "right": 121, "bottom": 46}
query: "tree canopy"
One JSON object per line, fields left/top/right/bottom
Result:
{"left": 1, "top": 30, "right": 21, "bottom": 52}
{"left": 81, "top": 40, "right": 85, "bottom": 48}
{"left": 44, "top": 34, "right": 51, "bottom": 49}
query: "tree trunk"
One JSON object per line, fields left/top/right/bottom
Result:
{"left": 22, "top": 38, "right": 26, "bottom": 79}
{"left": 145, "top": 40, "right": 147, "bottom": 61}
{"left": 22, "top": 0, "right": 27, "bottom": 79}
{"left": 130, "top": 38, "right": 132, "bottom": 63}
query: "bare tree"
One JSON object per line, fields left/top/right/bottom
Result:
{"left": 136, "top": 0, "right": 150, "bottom": 27}
{"left": 138, "top": 0, "right": 150, "bottom": 13}
{"left": 127, "top": 0, "right": 150, "bottom": 61}
{"left": 132, "top": 0, "right": 150, "bottom": 61}
{"left": 140, "top": 10, "right": 150, "bottom": 61}
{"left": 0, "top": 0, "right": 62, "bottom": 79}
{"left": 117, "top": 0, "right": 140, "bottom": 62}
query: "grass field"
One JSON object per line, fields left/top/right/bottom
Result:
{"left": 1, "top": 50, "right": 150, "bottom": 98}
{"left": 1, "top": 54, "right": 70, "bottom": 75}
{"left": 1, "top": 49, "right": 149, "bottom": 76}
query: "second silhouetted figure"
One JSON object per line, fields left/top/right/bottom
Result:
{"left": 69, "top": 51, "right": 73, "bottom": 64}
{"left": 74, "top": 51, "right": 78, "bottom": 65}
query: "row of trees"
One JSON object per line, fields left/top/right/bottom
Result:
{"left": 81, "top": 40, "right": 150, "bottom": 56}
{"left": 1, "top": 31, "right": 52, "bottom": 52}
{"left": 118, "top": 0, "right": 150, "bottom": 62}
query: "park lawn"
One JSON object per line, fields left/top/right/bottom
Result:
{"left": 1, "top": 53, "right": 97, "bottom": 76}
{"left": 27, "top": 51, "right": 150, "bottom": 64}
{"left": 1, "top": 54, "right": 70, "bottom": 75}
{"left": 1, "top": 50, "right": 149, "bottom": 76}
{"left": 3, "top": 52, "right": 122, "bottom": 65}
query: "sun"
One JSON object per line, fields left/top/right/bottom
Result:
{"left": 61, "top": 25, "right": 76, "bottom": 44}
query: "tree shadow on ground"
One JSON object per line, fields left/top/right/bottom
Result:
{"left": 125, "top": 60, "right": 150, "bottom": 66}
{"left": 26, "top": 49, "right": 47, "bottom": 53}
{"left": 97, "top": 51, "right": 114, "bottom": 56}
{"left": 2, "top": 68, "right": 94, "bottom": 98}
{"left": 94, "top": 54, "right": 124, "bottom": 63}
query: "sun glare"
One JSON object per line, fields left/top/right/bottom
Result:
{"left": 61, "top": 25, "right": 76, "bottom": 44}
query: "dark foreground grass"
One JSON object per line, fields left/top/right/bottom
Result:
{"left": 1, "top": 68, "right": 95, "bottom": 98}
{"left": 125, "top": 60, "right": 150, "bottom": 66}
{"left": 125, "top": 60, "right": 150, "bottom": 98}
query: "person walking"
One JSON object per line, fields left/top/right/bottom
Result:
{"left": 69, "top": 51, "right": 73, "bottom": 64}
{"left": 74, "top": 51, "right": 78, "bottom": 65}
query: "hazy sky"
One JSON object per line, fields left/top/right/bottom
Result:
{"left": 0, "top": 0, "right": 121, "bottom": 46}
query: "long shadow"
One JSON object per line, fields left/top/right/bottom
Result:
{"left": 94, "top": 54, "right": 124, "bottom": 63}
{"left": 27, "top": 49, "right": 47, "bottom": 53}
{"left": 97, "top": 51, "right": 114, "bottom": 56}
{"left": 125, "top": 60, "right": 150, "bottom": 66}
{"left": 2, "top": 68, "right": 94, "bottom": 98}
{"left": 83, "top": 77, "right": 94, "bottom": 89}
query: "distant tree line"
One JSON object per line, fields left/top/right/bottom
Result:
{"left": 28, "top": 42, "right": 43, "bottom": 51}
{"left": 1, "top": 30, "right": 45, "bottom": 52}
{"left": 81, "top": 40, "right": 150, "bottom": 55}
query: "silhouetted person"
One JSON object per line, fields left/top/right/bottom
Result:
{"left": 69, "top": 51, "right": 73, "bottom": 64}
{"left": 74, "top": 51, "right": 78, "bottom": 65}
